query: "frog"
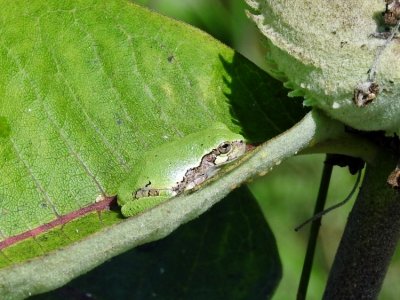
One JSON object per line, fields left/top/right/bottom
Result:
{"left": 117, "top": 122, "right": 246, "bottom": 217}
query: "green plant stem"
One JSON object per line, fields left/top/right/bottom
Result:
{"left": 296, "top": 155, "right": 333, "bottom": 300}
{"left": 300, "top": 136, "right": 378, "bottom": 164}
{"left": 324, "top": 150, "right": 400, "bottom": 299}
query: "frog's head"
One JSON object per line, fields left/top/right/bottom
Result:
{"left": 214, "top": 140, "right": 246, "bottom": 165}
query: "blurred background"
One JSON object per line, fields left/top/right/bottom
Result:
{"left": 132, "top": 0, "right": 400, "bottom": 299}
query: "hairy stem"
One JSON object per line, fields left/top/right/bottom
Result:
{"left": 324, "top": 150, "right": 400, "bottom": 299}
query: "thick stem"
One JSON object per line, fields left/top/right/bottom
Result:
{"left": 324, "top": 151, "right": 400, "bottom": 299}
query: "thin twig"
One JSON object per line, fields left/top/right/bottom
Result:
{"left": 296, "top": 156, "right": 333, "bottom": 300}
{"left": 295, "top": 170, "right": 362, "bottom": 232}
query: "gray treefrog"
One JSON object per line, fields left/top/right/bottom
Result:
{"left": 117, "top": 123, "right": 246, "bottom": 217}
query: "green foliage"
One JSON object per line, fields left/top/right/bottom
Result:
{"left": 0, "top": 0, "right": 310, "bottom": 298}
{"left": 3, "top": 0, "right": 391, "bottom": 299}
{"left": 0, "top": 0, "right": 283, "bottom": 262}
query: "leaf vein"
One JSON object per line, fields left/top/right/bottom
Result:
{"left": 10, "top": 139, "right": 61, "bottom": 217}
{"left": 1, "top": 40, "right": 106, "bottom": 198}
{"left": 48, "top": 50, "right": 130, "bottom": 171}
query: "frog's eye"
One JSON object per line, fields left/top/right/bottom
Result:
{"left": 217, "top": 142, "right": 232, "bottom": 154}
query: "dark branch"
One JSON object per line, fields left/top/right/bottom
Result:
{"left": 324, "top": 150, "right": 400, "bottom": 299}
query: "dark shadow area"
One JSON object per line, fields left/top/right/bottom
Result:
{"left": 31, "top": 186, "right": 281, "bottom": 300}
{"left": 221, "top": 52, "right": 308, "bottom": 143}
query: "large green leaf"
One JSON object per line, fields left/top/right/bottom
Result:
{"left": 0, "top": 0, "right": 349, "bottom": 298}
{"left": 0, "top": 0, "right": 305, "bottom": 264}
